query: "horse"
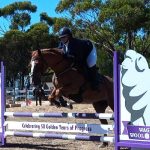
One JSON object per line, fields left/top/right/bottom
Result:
{"left": 29, "top": 48, "right": 114, "bottom": 147}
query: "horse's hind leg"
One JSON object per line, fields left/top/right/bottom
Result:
{"left": 93, "top": 100, "right": 109, "bottom": 148}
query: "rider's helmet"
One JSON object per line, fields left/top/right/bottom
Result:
{"left": 59, "top": 27, "right": 72, "bottom": 38}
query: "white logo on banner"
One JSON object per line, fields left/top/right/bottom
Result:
{"left": 121, "top": 49, "right": 150, "bottom": 126}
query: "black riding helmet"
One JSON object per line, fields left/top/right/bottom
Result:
{"left": 59, "top": 27, "right": 72, "bottom": 38}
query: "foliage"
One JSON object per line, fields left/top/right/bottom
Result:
{"left": 1, "top": 30, "right": 30, "bottom": 87}
{"left": 0, "top": 1, "right": 37, "bottom": 31}
{"left": 40, "top": 12, "right": 54, "bottom": 26}
{"left": 27, "top": 23, "right": 50, "bottom": 49}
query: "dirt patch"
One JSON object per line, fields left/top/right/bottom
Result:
{"left": 0, "top": 101, "right": 116, "bottom": 150}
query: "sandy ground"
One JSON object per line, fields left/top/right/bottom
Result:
{"left": 0, "top": 100, "right": 124, "bottom": 150}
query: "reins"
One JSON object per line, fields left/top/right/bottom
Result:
{"left": 38, "top": 49, "right": 75, "bottom": 78}
{"left": 55, "top": 63, "right": 75, "bottom": 78}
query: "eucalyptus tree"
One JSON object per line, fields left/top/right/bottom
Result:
{"left": 0, "top": 1, "right": 37, "bottom": 88}
{"left": 27, "top": 22, "right": 52, "bottom": 49}
{"left": 2, "top": 30, "right": 30, "bottom": 88}
{"left": 0, "top": 1, "right": 37, "bottom": 32}
{"left": 40, "top": 12, "right": 73, "bottom": 35}
{"left": 99, "top": 0, "right": 150, "bottom": 52}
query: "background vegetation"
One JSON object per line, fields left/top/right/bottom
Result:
{"left": 0, "top": 0, "right": 149, "bottom": 89}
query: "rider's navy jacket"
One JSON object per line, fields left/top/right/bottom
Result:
{"left": 58, "top": 38, "right": 93, "bottom": 67}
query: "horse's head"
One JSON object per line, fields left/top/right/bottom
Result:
{"left": 29, "top": 48, "right": 68, "bottom": 86}
{"left": 29, "top": 49, "right": 47, "bottom": 86}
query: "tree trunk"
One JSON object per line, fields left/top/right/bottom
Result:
{"left": 127, "top": 31, "right": 134, "bottom": 49}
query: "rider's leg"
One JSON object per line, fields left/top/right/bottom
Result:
{"left": 86, "top": 45, "right": 97, "bottom": 68}
{"left": 86, "top": 45, "right": 101, "bottom": 90}
{"left": 88, "top": 65, "right": 100, "bottom": 90}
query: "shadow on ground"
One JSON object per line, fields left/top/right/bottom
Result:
{"left": 1, "top": 143, "right": 68, "bottom": 150}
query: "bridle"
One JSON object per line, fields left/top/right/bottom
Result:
{"left": 38, "top": 49, "right": 75, "bottom": 78}
{"left": 30, "top": 49, "right": 75, "bottom": 79}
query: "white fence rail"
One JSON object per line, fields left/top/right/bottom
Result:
{"left": 6, "top": 89, "right": 53, "bottom": 100}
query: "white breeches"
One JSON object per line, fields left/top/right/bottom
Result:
{"left": 86, "top": 45, "right": 97, "bottom": 68}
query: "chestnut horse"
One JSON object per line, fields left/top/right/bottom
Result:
{"left": 30, "top": 48, "right": 114, "bottom": 147}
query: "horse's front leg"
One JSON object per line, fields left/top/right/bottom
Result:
{"left": 48, "top": 87, "right": 73, "bottom": 109}
{"left": 55, "top": 88, "right": 73, "bottom": 109}
{"left": 48, "top": 88, "right": 61, "bottom": 107}
{"left": 48, "top": 87, "right": 56, "bottom": 105}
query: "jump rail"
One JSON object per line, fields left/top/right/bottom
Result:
{"left": 4, "top": 112, "right": 114, "bottom": 120}
{"left": 5, "top": 131, "right": 114, "bottom": 142}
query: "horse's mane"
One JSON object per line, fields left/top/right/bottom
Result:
{"left": 31, "top": 48, "right": 64, "bottom": 59}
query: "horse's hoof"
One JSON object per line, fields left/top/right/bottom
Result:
{"left": 98, "top": 142, "right": 108, "bottom": 149}
{"left": 50, "top": 102, "right": 54, "bottom": 106}
{"left": 54, "top": 100, "right": 61, "bottom": 108}
{"left": 68, "top": 103, "right": 73, "bottom": 109}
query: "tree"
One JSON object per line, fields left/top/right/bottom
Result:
{"left": 99, "top": 0, "right": 150, "bottom": 50}
{"left": 27, "top": 22, "right": 52, "bottom": 49}
{"left": 40, "top": 12, "right": 73, "bottom": 36}
{"left": 0, "top": 1, "right": 37, "bottom": 32}
{"left": 2, "top": 30, "right": 30, "bottom": 88}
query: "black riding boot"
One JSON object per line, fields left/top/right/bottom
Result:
{"left": 88, "top": 65, "right": 103, "bottom": 90}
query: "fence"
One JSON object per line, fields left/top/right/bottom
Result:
{"left": 6, "top": 88, "right": 53, "bottom": 100}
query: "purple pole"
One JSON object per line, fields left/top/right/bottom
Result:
{"left": 114, "top": 51, "right": 120, "bottom": 150}
{"left": 0, "top": 62, "right": 5, "bottom": 145}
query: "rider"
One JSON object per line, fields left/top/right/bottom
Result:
{"left": 58, "top": 27, "right": 102, "bottom": 91}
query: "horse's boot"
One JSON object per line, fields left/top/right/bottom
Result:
{"left": 59, "top": 96, "right": 73, "bottom": 109}
{"left": 59, "top": 96, "right": 68, "bottom": 107}
{"left": 88, "top": 65, "right": 103, "bottom": 91}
